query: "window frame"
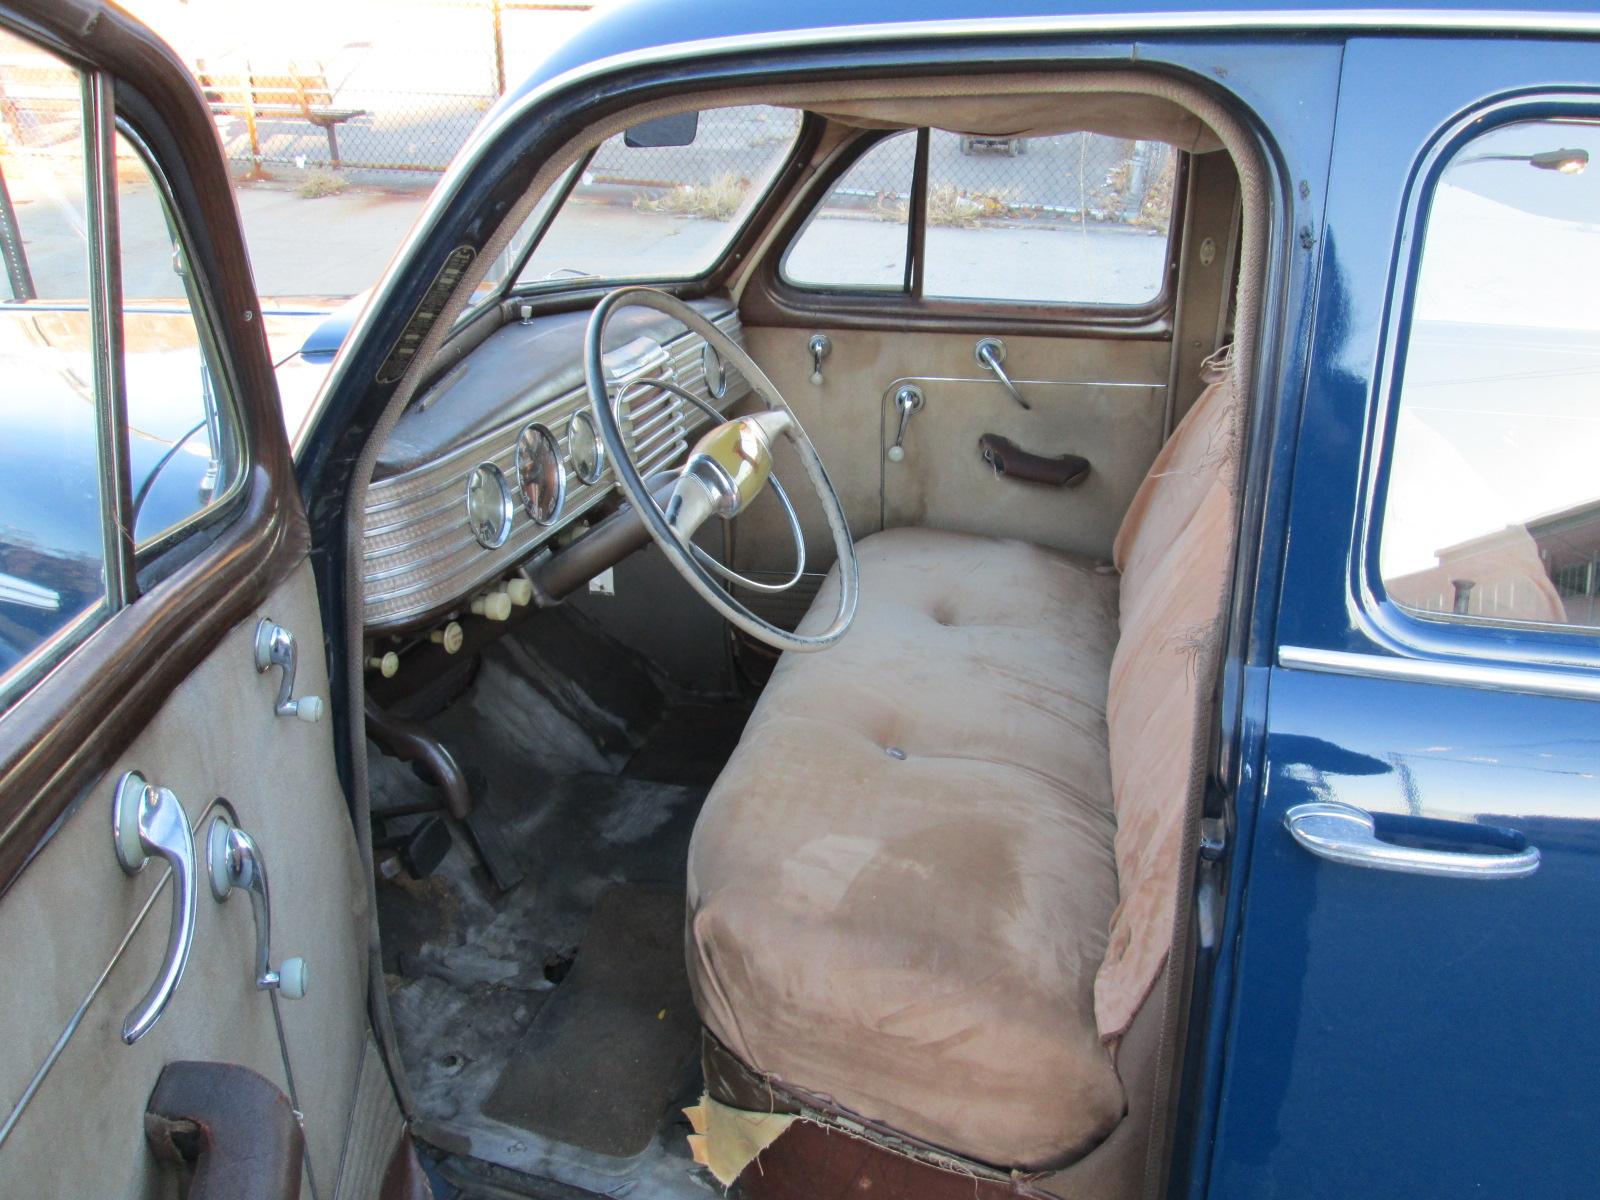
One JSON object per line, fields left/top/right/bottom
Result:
{"left": 116, "top": 120, "right": 250, "bottom": 573}
{"left": 0, "top": 75, "right": 252, "bottom": 713}
{"left": 764, "top": 126, "right": 1187, "bottom": 330}
{"left": 1358, "top": 91, "right": 1600, "bottom": 670}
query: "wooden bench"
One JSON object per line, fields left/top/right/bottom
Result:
{"left": 198, "top": 65, "right": 365, "bottom": 171}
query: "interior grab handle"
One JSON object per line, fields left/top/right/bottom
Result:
{"left": 975, "top": 338, "right": 1031, "bottom": 410}
{"left": 1284, "top": 800, "right": 1540, "bottom": 880}
{"left": 113, "top": 772, "right": 198, "bottom": 1044}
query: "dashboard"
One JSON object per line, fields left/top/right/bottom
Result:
{"left": 361, "top": 298, "right": 748, "bottom": 632}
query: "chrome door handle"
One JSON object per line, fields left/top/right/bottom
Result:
{"left": 206, "top": 813, "right": 307, "bottom": 999}
{"left": 974, "top": 338, "right": 1031, "bottom": 410}
{"left": 1284, "top": 801, "right": 1540, "bottom": 880}
{"left": 112, "top": 772, "right": 198, "bottom": 1044}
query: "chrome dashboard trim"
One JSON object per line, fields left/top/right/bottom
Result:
{"left": 361, "top": 312, "right": 746, "bottom": 629}
{"left": 1277, "top": 644, "right": 1600, "bottom": 703}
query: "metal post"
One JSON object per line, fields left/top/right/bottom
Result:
{"left": 1124, "top": 141, "right": 1151, "bottom": 224}
{"left": 0, "top": 159, "right": 35, "bottom": 300}
{"left": 491, "top": 0, "right": 507, "bottom": 95}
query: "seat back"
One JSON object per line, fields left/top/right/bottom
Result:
{"left": 1095, "top": 365, "right": 1237, "bottom": 1041}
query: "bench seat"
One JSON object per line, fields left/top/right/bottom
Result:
{"left": 686, "top": 371, "right": 1238, "bottom": 1171}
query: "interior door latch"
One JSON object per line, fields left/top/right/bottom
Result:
{"left": 206, "top": 811, "right": 308, "bottom": 999}
{"left": 254, "top": 618, "right": 324, "bottom": 723}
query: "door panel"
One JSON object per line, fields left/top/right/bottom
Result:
{"left": 0, "top": 562, "right": 369, "bottom": 1197}
{"left": 735, "top": 324, "right": 1167, "bottom": 576}
{"left": 1211, "top": 35, "right": 1600, "bottom": 1198}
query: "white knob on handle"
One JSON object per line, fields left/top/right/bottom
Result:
{"left": 293, "top": 695, "right": 324, "bottom": 723}
{"left": 277, "top": 956, "right": 308, "bottom": 1000}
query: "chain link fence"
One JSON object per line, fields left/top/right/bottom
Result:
{"left": 826, "top": 128, "right": 1175, "bottom": 231}
{"left": 123, "top": 0, "right": 598, "bottom": 185}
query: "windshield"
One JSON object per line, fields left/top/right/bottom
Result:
{"left": 515, "top": 104, "right": 802, "bottom": 288}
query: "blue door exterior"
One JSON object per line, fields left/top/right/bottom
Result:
{"left": 1207, "top": 36, "right": 1600, "bottom": 1198}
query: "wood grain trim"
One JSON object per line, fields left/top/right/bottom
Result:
{"left": 0, "top": 0, "right": 308, "bottom": 897}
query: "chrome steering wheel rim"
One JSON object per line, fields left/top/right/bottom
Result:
{"left": 585, "top": 286, "right": 858, "bottom": 653}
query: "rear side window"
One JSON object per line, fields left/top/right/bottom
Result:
{"left": 518, "top": 105, "right": 802, "bottom": 287}
{"left": 783, "top": 128, "right": 1178, "bottom": 307}
{"left": 1379, "top": 117, "right": 1600, "bottom": 630}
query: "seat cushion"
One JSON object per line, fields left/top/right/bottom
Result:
{"left": 687, "top": 528, "right": 1127, "bottom": 1171}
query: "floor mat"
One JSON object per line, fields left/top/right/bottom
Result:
{"left": 481, "top": 883, "right": 701, "bottom": 1159}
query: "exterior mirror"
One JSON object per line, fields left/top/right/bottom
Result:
{"left": 624, "top": 112, "right": 699, "bottom": 148}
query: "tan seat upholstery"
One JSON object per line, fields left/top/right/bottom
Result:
{"left": 687, "top": 373, "right": 1238, "bottom": 1171}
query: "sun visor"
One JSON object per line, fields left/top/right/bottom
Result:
{"left": 797, "top": 93, "right": 1221, "bottom": 152}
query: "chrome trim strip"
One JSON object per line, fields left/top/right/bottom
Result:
{"left": 84, "top": 71, "right": 133, "bottom": 610}
{"left": 1278, "top": 644, "right": 1600, "bottom": 702}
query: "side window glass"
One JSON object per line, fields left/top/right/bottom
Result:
{"left": 921, "top": 130, "right": 1177, "bottom": 305}
{"left": 116, "top": 131, "right": 241, "bottom": 550}
{"left": 783, "top": 131, "right": 915, "bottom": 290}
{"left": 0, "top": 34, "right": 101, "bottom": 687}
{"left": 1380, "top": 118, "right": 1600, "bottom": 630}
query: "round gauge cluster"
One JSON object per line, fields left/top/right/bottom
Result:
{"left": 567, "top": 410, "right": 604, "bottom": 485}
{"left": 516, "top": 422, "right": 566, "bottom": 526}
{"left": 465, "top": 463, "right": 514, "bottom": 549}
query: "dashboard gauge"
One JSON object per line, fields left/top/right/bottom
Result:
{"left": 465, "top": 462, "right": 514, "bottom": 548}
{"left": 516, "top": 422, "right": 566, "bottom": 525}
{"left": 567, "top": 409, "right": 605, "bottom": 485}
{"left": 702, "top": 343, "right": 727, "bottom": 398}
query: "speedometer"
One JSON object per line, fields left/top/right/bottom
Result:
{"left": 465, "top": 462, "right": 514, "bottom": 548}
{"left": 516, "top": 423, "right": 566, "bottom": 525}
{"left": 567, "top": 410, "right": 604, "bottom": 484}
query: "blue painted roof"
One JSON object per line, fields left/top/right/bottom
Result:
{"left": 509, "top": 0, "right": 1597, "bottom": 107}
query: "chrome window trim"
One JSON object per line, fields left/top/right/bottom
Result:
{"left": 114, "top": 120, "right": 251, "bottom": 564}
{"left": 1351, "top": 92, "right": 1600, "bottom": 671}
{"left": 86, "top": 70, "right": 134, "bottom": 611}
{"left": 1278, "top": 644, "right": 1600, "bottom": 703}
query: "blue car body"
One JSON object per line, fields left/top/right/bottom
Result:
{"left": 7, "top": 2, "right": 1597, "bottom": 1194}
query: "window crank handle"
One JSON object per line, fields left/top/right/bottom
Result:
{"left": 888, "top": 385, "right": 924, "bottom": 463}
{"left": 975, "top": 337, "right": 1031, "bottom": 410}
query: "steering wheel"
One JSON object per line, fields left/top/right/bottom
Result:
{"left": 584, "top": 287, "right": 858, "bottom": 653}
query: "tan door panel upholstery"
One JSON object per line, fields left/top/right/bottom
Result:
{"left": 881, "top": 376, "right": 1163, "bottom": 557}
{"left": 687, "top": 369, "right": 1237, "bottom": 1171}
{"left": 0, "top": 562, "right": 374, "bottom": 1198}
{"left": 733, "top": 327, "right": 1168, "bottom": 576}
